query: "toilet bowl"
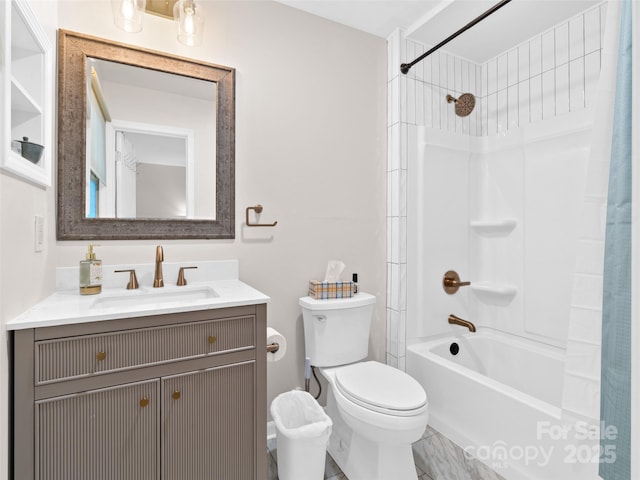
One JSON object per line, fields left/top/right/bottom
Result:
{"left": 329, "top": 361, "right": 428, "bottom": 439}
{"left": 300, "top": 294, "right": 429, "bottom": 480}
{"left": 322, "top": 362, "right": 428, "bottom": 480}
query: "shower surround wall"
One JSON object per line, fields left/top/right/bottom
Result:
{"left": 387, "top": 2, "right": 606, "bottom": 374}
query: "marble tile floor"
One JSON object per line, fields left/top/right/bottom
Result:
{"left": 267, "top": 425, "right": 506, "bottom": 480}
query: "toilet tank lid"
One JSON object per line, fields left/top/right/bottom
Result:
{"left": 299, "top": 292, "right": 376, "bottom": 311}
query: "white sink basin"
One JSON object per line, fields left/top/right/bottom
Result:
{"left": 90, "top": 286, "right": 219, "bottom": 310}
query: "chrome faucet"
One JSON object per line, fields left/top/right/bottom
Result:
{"left": 153, "top": 245, "right": 164, "bottom": 288}
{"left": 448, "top": 314, "right": 476, "bottom": 332}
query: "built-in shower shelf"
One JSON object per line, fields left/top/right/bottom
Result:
{"left": 470, "top": 282, "right": 517, "bottom": 296}
{"left": 470, "top": 219, "right": 517, "bottom": 234}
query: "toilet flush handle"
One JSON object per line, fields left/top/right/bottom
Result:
{"left": 313, "top": 315, "right": 326, "bottom": 323}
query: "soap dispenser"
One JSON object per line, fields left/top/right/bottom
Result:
{"left": 79, "top": 244, "right": 102, "bottom": 295}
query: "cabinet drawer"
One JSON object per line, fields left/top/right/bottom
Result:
{"left": 35, "top": 315, "right": 255, "bottom": 384}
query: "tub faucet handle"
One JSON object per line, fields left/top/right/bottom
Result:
{"left": 443, "top": 270, "right": 471, "bottom": 294}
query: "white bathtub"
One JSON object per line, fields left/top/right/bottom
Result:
{"left": 407, "top": 329, "right": 599, "bottom": 480}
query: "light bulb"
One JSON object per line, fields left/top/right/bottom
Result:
{"left": 183, "top": 6, "right": 195, "bottom": 34}
{"left": 112, "top": 0, "right": 145, "bottom": 32}
{"left": 174, "top": 0, "right": 203, "bottom": 46}
{"left": 120, "top": 0, "right": 135, "bottom": 20}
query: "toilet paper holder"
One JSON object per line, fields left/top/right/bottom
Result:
{"left": 266, "top": 327, "right": 286, "bottom": 362}
{"left": 246, "top": 204, "right": 278, "bottom": 227}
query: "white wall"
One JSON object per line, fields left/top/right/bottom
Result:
{"left": 468, "top": 113, "right": 591, "bottom": 346}
{"left": 406, "top": 127, "right": 471, "bottom": 341}
{"left": 480, "top": 3, "right": 606, "bottom": 135}
{"left": 0, "top": 2, "right": 387, "bottom": 477}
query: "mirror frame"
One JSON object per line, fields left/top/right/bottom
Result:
{"left": 57, "top": 30, "right": 235, "bottom": 240}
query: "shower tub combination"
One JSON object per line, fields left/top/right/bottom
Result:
{"left": 403, "top": 100, "right": 602, "bottom": 479}
{"left": 407, "top": 329, "right": 599, "bottom": 480}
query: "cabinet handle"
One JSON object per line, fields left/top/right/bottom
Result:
{"left": 172, "top": 390, "right": 181, "bottom": 400}
{"left": 140, "top": 397, "right": 149, "bottom": 408}
{"left": 208, "top": 335, "right": 217, "bottom": 344}
{"left": 96, "top": 351, "right": 107, "bottom": 361}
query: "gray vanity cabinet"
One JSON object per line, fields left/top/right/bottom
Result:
{"left": 12, "top": 304, "right": 267, "bottom": 480}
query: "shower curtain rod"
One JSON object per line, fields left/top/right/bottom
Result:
{"left": 400, "top": 0, "right": 513, "bottom": 74}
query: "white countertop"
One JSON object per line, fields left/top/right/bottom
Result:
{"left": 6, "top": 260, "right": 270, "bottom": 330}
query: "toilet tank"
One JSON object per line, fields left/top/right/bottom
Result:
{"left": 299, "top": 293, "right": 376, "bottom": 367}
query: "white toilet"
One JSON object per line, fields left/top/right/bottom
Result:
{"left": 300, "top": 293, "right": 428, "bottom": 480}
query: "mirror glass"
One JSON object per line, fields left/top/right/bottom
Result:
{"left": 57, "top": 30, "right": 235, "bottom": 240}
{"left": 86, "top": 58, "right": 217, "bottom": 220}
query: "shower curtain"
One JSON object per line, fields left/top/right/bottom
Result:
{"left": 600, "top": 0, "right": 634, "bottom": 478}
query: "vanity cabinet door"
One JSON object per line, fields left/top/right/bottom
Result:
{"left": 162, "top": 361, "right": 256, "bottom": 480}
{"left": 35, "top": 379, "right": 160, "bottom": 480}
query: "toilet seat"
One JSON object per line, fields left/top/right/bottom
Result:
{"left": 334, "top": 361, "right": 427, "bottom": 417}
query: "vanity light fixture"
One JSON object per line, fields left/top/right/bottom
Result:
{"left": 112, "top": 0, "right": 204, "bottom": 47}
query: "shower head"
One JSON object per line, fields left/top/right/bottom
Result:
{"left": 446, "top": 93, "right": 476, "bottom": 117}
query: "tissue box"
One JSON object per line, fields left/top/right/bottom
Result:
{"left": 308, "top": 280, "right": 355, "bottom": 300}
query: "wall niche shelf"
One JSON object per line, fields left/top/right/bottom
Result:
{"left": 470, "top": 218, "right": 517, "bottom": 235}
{"left": 1, "top": 0, "right": 52, "bottom": 187}
{"left": 470, "top": 282, "right": 517, "bottom": 297}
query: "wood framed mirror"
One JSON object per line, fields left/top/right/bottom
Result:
{"left": 57, "top": 30, "right": 235, "bottom": 240}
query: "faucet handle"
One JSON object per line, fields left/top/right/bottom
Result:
{"left": 177, "top": 266, "right": 198, "bottom": 286}
{"left": 443, "top": 270, "right": 471, "bottom": 294}
{"left": 114, "top": 269, "right": 139, "bottom": 290}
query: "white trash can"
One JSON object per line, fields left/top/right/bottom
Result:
{"left": 270, "top": 390, "right": 333, "bottom": 480}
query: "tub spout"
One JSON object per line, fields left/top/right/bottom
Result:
{"left": 448, "top": 314, "right": 476, "bottom": 332}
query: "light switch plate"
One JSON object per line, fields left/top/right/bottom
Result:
{"left": 34, "top": 215, "right": 45, "bottom": 252}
